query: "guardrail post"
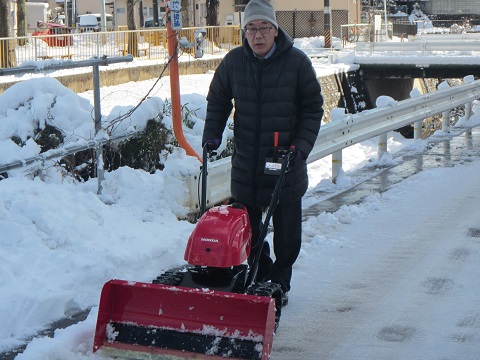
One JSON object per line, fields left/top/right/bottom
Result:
{"left": 465, "top": 128, "right": 473, "bottom": 149}
{"left": 414, "top": 120, "right": 422, "bottom": 140}
{"left": 378, "top": 132, "right": 388, "bottom": 159}
{"left": 442, "top": 109, "right": 450, "bottom": 133}
{"left": 464, "top": 101, "right": 472, "bottom": 120}
{"left": 332, "top": 150, "right": 342, "bottom": 184}
{"left": 464, "top": 76, "right": 474, "bottom": 120}
{"left": 34, "top": 37, "right": 38, "bottom": 60}
{"left": 93, "top": 63, "right": 104, "bottom": 194}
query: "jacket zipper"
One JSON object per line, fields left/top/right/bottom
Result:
{"left": 253, "top": 60, "right": 263, "bottom": 204}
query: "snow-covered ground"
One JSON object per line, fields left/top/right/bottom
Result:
{"left": 1, "top": 35, "right": 480, "bottom": 359}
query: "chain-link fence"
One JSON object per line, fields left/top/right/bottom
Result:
{"left": 276, "top": 10, "right": 347, "bottom": 39}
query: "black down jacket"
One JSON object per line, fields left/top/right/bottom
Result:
{"left": 203, "top": 29, "right": 324, "bottom": 207}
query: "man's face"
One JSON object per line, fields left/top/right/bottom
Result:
{"left": 244, "top": 20, "right": 278, "bottom": 58}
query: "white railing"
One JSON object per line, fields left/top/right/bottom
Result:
{"left": 410, "top": 33, "right": 480, "bottom": 42}
{"left": 354, "top": 40, "right": 480, "bottom": 54}
{"left": 0, "top": 26, "right": 241, "bottom": 67}
{"left": 186, "top": 79, "right": 480, "bottom": 213}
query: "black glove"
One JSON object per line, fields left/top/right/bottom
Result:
{"left": 295, "top": 149, "right": 305, "bottom": 161}
{"left": 203, "top": 139, "right": 221, "bottom": 150}
{"left": 287, "top": 149, "right": 305, "bottom": 172}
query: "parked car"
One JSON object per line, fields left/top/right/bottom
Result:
{"left": 32, "top": 22, "right": 73, "bottom": 47}
{"left": 77, "top": 13, "right": 114, "bottom": 32}
{"left": 143, "top": 16, "right": 166, "bottom": 28}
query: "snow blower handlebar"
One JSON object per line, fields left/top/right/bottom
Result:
{"left": 200, "top": 144, "right": 217, "bottom": 215}
{"left": 246, "top": 146, "right": 296, "bottom": 288}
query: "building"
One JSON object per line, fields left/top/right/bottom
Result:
{"left": 20, "top": 0, "right": 480, "bottom": 30}
{"left": 218, "top": 0, "right": 361, "bottom": 27}
{"left": 22, "top": 0, "right": 361, "bottom": 30}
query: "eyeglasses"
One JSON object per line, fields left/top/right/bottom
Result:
{"left": 244, "top": 27, "right": 273, "bottom": 36}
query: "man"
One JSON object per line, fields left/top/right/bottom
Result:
{"left": 202, "top": 0, "right": 323, "bottom": 305}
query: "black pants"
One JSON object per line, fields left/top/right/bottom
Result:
{"left": 246, "top": 199, "right": 302, "bottom": 292}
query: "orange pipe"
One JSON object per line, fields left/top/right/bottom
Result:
{"left": 166, "top": 6, "right": 202, "bottom": 162}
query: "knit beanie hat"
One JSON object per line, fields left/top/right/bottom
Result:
{"left": 244, "top": 0, "right": 278, "bottom": 29}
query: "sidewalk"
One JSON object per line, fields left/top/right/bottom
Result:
{"left": 303, "top": 125, "right": 480, "bottom": 219}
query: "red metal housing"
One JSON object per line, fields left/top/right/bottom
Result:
{"left": 93, "top": 280, "right": 276, "bottom": 360}
{"left": 185, "top": 204, "right": 252, "bottom": 267}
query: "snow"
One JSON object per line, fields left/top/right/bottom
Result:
{"left": 1, "top": 34, "right": 480, "bottom": 360}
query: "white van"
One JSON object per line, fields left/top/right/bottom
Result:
{"left": 77, "top": 13, "right": 114, "bottom": 32}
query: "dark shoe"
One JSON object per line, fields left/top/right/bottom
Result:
{"left": 281, "top": 291, "right": 289, "bottom": 307}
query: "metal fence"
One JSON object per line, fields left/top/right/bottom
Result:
{"left": 276, "top": 10, "right": 347, "bottom": 39}
{"left": 0, "top": 26, "right": 241, "bottom": 68}
{"left": 391, "top": 21, "right": 418, "bottom": 37}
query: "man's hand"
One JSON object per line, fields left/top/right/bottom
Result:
{"left": 295, "top": 149, "right": 305, "bottom": 161}
{"left": 203, "top": 139, "right": 221, "bottom": 150}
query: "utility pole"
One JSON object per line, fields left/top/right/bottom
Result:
{"left": 139, "top": 1, "right": 144, "bottom": 28}
{"left": 64, "top": 0, "right": 68, "bottom": 26}
{"left": 71, "top": 0, "right": 75, "bottom": 26}
{"left": 383, "top": 0, "right": 388, "bottom": 41}
{"left": 100, "top": 0, "right": 106, "bottom": 31}
{"left": 324, "top": 0, "right": 331, "bottom": 48}
{"left": 153, "top": 0, "right": 159, "bottom": 27}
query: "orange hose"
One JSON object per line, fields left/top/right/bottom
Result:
{"left": 166, "top": 8, "right": 202, "bottom": 163}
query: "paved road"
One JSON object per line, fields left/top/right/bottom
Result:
{"left": 272, "top": 127, "right": 480, "bottom": 359}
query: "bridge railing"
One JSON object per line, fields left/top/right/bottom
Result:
{"left": 186, "top": 79, "right": 480, "bottom": 214}
{"left": 354, "top": 40, "right": 480, "bottom": 54}
{"left": 409, "top": 33, "right": 480, "bottom": 42}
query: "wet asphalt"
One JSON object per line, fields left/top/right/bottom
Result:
{"left": 303, "top": 126, "right": 480, "bottom": 219}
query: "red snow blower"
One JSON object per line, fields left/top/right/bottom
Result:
{"left": 93, "top": 144, "right": 295, "bottom": 360}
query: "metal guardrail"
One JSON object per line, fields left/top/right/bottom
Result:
{"left": 187, "top": 79, "right": 480, "bottom": 213}
{"left": 0, "top": 56, "right": 135, "bottom": 193}
{"left": 2, "top": 45, "right": 480, "bottom": 215}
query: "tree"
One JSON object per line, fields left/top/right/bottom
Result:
{"left": 17, "top": 0, "right": 27, "bottom": 45}
{"left": 138, "top": 0, "right": 144, "bottom": 28}
{"left": 181, "top": 0, "right": 191, "bottom": 27}
{"left": 0, "top": 0, "right": 17, "bottom": 68}
{"left": 127, "top": 0, "right": 139, "bottom": 56}
{"left": 152, "top": 0, "right": 158, "bottom": 27}
{"left": 205, "top": 0, "right": 218, "bottom": 26}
